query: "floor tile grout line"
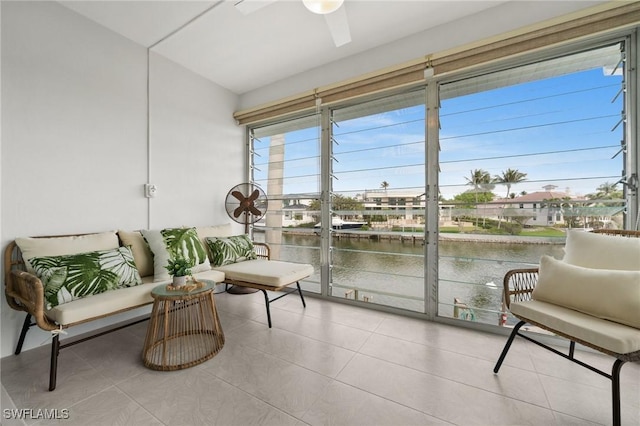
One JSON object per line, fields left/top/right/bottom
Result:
{"left": 1, "top": 383, "right": 28, "bottom": 426}
{"left": 198, "top": 363, "right": 315, "bottom": 425}
{"left": 339, "top": 351, "right": 561, "bottom": 413}
{"left": 366, "top": 327, "right": 541, "bottom": 375}
{"left": 66, "top": 348, "right": 149, "bottom": 388}
{"left": 296, "top": 377, "right": 334, "bottom": 425}
{"left": 194, "top": 315, "right": 346, "bottom": 423}
{"left": 328, "top": 369, "right": 456, "bottom": 424}
{"left": 110, "top": 383, "right": 166, "bottom": 426}
{"left": 259, "top": 297, "right": 395, "bottom": 333}
{"left": 528, "top": 348, "right": 640, "bottom": 397}
{"left": 243, "top": 311, "right": 374, "bottom": 353}
{"left": 228, "top": 316, "right": 346, "bottom": 351}
{"left": 215, "top": 330, "right": 356, "bottom": 382}
{"left": 549, "top": 408, "right": 607, "bottom": 426}
{"left": 535, "top": 368, "right": 640, "bottom": 410}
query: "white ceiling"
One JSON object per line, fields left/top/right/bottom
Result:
{"left": 59, "top": 0, "right": 513, "bottom": 95}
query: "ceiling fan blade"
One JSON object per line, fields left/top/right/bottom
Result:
{"left": 249, "top": 206, "right": 262, "bottom": 216}
{"left": 234, "top": 0, "right": 277, "bottom": 15}
{"left": 324, "top": 5, "right": 351, "bottom": 47}
{"left": 233, "top": 205, "right": 246, "bottom": 218}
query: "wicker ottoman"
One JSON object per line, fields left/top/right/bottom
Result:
{"left": 142, "top": 281, "right": 224, "bottom": 370}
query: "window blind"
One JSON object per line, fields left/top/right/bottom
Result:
{"left": 234, "top": 1, "right": 640, "bottom": 126}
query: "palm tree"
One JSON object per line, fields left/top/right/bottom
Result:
{"left": 494, "top": 168, "right": 527, "bottom": 229}
{"left": 593, "top": 181, "right": 619, "bottom": 199}
{"left": 598, "top": 181, "right": 617, "bottom": 194}
{"left": 464, "top": 169, "right": 493, "bottom": 227}
{"left": 586, "top": 181, "right": 624, "bottom": 209}
{"left": 380, "top": 181, "right": 390, "bottom": 190}
{"left": 495, "top": 168, "right": 527, "bottom": 201}
{"left": 465, "top": 169, "right": 492, "bottom": 191}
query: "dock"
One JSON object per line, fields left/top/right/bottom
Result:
{"left": 331, "top": 230, "right": 425, "bottom": 244}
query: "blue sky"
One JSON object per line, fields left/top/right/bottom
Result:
{"left": 254, "top": 60, "right": 624, "bottom": 202}
{"left": 438, "top": 68, "right": 622, "bottom": 199}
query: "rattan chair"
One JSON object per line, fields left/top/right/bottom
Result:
{"left": 493, "top": 229, "right": 640, "bottom": 426}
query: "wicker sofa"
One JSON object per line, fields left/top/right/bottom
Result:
{"left": 4, "top": 224, "right": 312, "bottom": 391}
{"left": 494, "top": 229, "right": 640, "bottom": 426}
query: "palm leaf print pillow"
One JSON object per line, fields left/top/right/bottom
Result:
{"left": 30, "top": 246, "right": 142, "bottom": 309}
{"left": 206, "top": 234, "right": 257, "bottom": 267}
{"left": 141, "top": 227, "right": 210, "bottom": 282}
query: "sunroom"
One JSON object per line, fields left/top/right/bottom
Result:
{"left": 2, "top": 1, "right": 639, "bottom": 425}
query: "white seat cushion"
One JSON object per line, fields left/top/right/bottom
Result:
{"left": 192, "top": 269, "right": 225, "bottom": 283}
{"left": 46, "top": 280, "right": 158, "bottom": 326}
{"left": 213, "top": 259, "right": 313, "bottom": 288}
{"left": 511, "top": 300, "right": 640, "bottom": 355}
{"left": 46, "top": 269, "right": 224, "bottom": 326}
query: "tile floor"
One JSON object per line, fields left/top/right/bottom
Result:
{"left": 1, "top": 290, "right": 639, "bottom": 425}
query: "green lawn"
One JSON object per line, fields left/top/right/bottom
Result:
{"left": 520, "top": 228, "right": 566, "bottom": 237}
{"left": 440, "top": 227, "right": 462, "bottom": 233}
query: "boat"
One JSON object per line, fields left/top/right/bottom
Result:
{"left": 315, "top": 217, "right": 366, "bottom": 230}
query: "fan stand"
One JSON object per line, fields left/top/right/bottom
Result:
{"left": 226, "top": 214, "right": 259, "bottom": 295}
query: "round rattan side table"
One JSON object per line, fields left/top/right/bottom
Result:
{"left": 142, "top": 281, "right": 224, "bottom": 371}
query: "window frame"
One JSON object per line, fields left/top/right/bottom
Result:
{"left": 245, "top": 28, "right": 639, "bottom": 326}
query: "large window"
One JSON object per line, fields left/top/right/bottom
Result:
{"left": 248, "top": 36, "right": 636, "bottom": 325}
{"left": 250, "top": 114, "right": 322, "bottom": 293}
{"left": 438, "top": 42, "right": 627, "bottom": 325}
{"left": 329, "top": 90, "right": 426, "bottom": 311}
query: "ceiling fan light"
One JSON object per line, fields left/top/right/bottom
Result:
{"left": 302, "top": 0, "right": 344, "bottom": 15}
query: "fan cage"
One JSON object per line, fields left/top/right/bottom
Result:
{"left": 224, "top": 183, "right": 268, "bottom": 231}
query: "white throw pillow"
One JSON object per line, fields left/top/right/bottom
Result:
{"left": 563, "top": 230, "right": 640, "bottom": 271}
{"left": 532, "top": 255, "right": 640, "bottom": 328}
{"left": 117, "top": 230, "right": 154, "bottom": 277}
{"left": 141, "top": 227, "right": 210, "bottom": 282}
{"left": 16, "top": 231, "right": 119, "bottom": 274}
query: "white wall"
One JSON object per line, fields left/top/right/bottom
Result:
{"left": 239, "top": 0, "right": 607, "bottom": 109}
{"left": 0, "top": 1, "right": 242, "bottom": 358}
{"left": 148, "top": 52, "right": 243, "bottom": 228}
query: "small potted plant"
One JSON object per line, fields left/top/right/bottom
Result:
{"left": 165, "top": 257, "right": 194, "bottom": 287}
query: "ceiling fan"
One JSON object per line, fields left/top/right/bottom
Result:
{"left": 234, "top": 0, "right": 352, "bottom": 47}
